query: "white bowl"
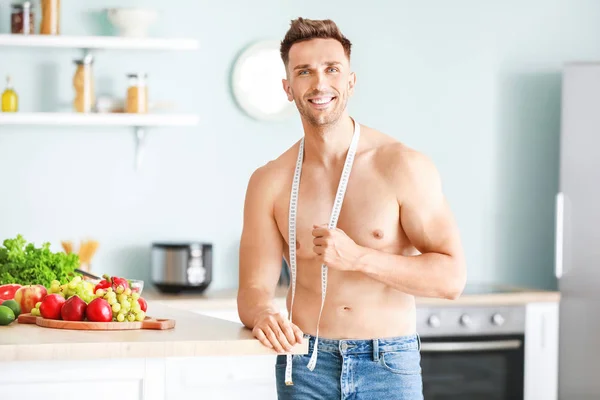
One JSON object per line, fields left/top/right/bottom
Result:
{"left": 107, "top": 8, "right": 158, "bottom": 38}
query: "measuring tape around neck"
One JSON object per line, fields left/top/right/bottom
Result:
{"left": 285, "top": 118, "right": 361, "bottom": 386}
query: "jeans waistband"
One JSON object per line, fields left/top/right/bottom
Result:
{"left": 303, "top": 333, "right": 421, "bottom": 355}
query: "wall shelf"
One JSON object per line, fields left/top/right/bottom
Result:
{"left": 0, "top": 112, "right": 200, "bottom": 170}
{"left": 0, "top": 33, "right": 200, "bottom": 171}
{"left": 0, "top": 34, "right": 199, "bottom": 51}
{"left": 0, "top": 112, "right": 199, "bottom": 126}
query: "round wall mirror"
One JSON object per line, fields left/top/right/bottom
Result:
{"left": 231, "top": 40, "right": 295, "bottom": 121}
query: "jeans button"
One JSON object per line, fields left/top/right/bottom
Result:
{"left": 340, "top": 342, "right": 348, "bottom": 352}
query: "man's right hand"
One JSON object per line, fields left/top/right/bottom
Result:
{"left": 252, "top": 309, "right": 304, "bottom": 353}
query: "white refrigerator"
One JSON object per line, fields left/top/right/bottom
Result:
{"left": 556, "top": 62, "right": 600, "bottom": 400}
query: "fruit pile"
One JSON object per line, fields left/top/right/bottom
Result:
{"left": 29, "top": 275, "right": 148, "bottom": 323}
{"left": 0, "top": 274, "right": 148, "bottom": 326}
{"left": 0, "top": 283, "right": 46, "bottom": 325}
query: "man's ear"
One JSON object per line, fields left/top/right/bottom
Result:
{"left": 282, "top": 78, "right": 293, "bottom": 102}
{"left": 348, "top": 72, "right": 357, "bottom": 95}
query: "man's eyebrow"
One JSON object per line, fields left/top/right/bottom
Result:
{"left": 293, "top": 64, "right": 311, "bottom": 71}
{"left": 293, "top": 61, "right": 342, "bottom": 70}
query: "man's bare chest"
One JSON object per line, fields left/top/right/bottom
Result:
{"left": 273, "top": 168, "right": 402, "bottom": 260}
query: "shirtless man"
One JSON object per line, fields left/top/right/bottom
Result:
{"left": 237, "top": 17, "right": 466, "bottom": 399}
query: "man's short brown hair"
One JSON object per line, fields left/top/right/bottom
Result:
{"left": 280, "top": 17, "right": 352, "bottom": 67}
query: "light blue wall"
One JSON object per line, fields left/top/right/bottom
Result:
{"left": 2, "top": 0, "right": 599, "bottom": 291}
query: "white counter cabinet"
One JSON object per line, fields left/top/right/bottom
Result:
{"left": 0, "top": 358, "right": 164, "bottom": 400}
{"left": 0, "top": 356, "right": 280, "bottom": 400}
{"left": 524, "top": 302, "right": 559, "bottom": 400}
{"left": 166, "top": 355, "right": 278, "bottom": 400}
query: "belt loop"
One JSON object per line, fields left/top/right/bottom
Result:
{"left": 373, "top": 339, "right": 379, "bottom": 361}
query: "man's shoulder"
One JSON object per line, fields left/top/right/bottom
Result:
{"left": 365, "top": 127, "right": 438, "bottom": 183}
{"left": 247, "top": 140, "right": 300, "bottom": 189}
{"left": 383, "top": 142, "right": 433, "bottom": 172}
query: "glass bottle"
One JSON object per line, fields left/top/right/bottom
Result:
{"left": 11, "top": 2, "right": 34, "bottom": 35}
{"left": 1, "top": 76, "right": 18, "bottom": 113}
{"left": 40, "top": 0, "right": 60, "bottom": 35}
{"left": 126, "top": 73, "right": 148, "bottom": 114}
{"left": 73, "top": 56, "right": 95, "bottom": 113}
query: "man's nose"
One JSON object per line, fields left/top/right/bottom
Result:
{"left": 313, "top": 71, "right": 328, "bottom": 91}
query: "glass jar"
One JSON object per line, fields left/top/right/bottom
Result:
{"left": 73, "top": 56, "right": 95, "bottom": 113}
{"left": 11, "top": 2, "right": 34, "bottom": 35}
{"left": 126, "top": 73, "right": 148, "bottom": 114}
{"left": 40, "top": 0, "right": 60, "bottom": 35}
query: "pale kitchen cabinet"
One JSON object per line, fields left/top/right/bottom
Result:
{"left": 0, "top": 358, "right": 164, "bottom": 400}
{"left": 524, "top": 302, "right": 559, "bottom": 400}
{"left": 165, "top": 355, "right": 278, "bottom": 400}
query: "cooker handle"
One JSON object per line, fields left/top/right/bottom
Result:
{"left": 420, "top": 339, "right": 522, "bottom": 352}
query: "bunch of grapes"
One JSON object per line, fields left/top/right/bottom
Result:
{"left": 30, "top": 304, "right": 41, "bottom": 316}
{"left": 31, "top": 275, "right": 95, "bottom": 316}
{"left": 49, "top": 276, "right": 95, "bottom": 303}
{"left": 95, "top": 286, "right": 145, "bottom": 322}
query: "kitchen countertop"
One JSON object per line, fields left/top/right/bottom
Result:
{"left": 0, "top": 283, "right": 559, "bottom": 363}
{"left": 0, "top": 302, "right": 308, "bottom": 363}
{"left": 145, "top": 284, "right": 561, "bottom": 311}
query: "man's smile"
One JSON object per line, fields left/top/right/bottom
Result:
{"left": 308, "top": 96, "right": 336, "bottom": 108}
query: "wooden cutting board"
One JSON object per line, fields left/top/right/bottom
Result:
{"left": 17, "top": 313, "right": 175, "bottom": 330}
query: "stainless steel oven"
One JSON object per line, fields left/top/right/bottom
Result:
{"left": 417, "top": 303, "right": 526, "bottom": 400}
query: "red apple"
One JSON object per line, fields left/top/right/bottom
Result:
{"left": 14, "top": 285, "right": 48, "bottom": 314}
{"left": 86, "top": 298, "right": 112, "bottom": 322}
{"left": 61, "top": 295, "right": 87, "bottom": 321}
{"left": 39, "top": 294, "right": 65, "bottom": 320}
{"left": 138, "top": 297, "right": 147, "bottom": 313}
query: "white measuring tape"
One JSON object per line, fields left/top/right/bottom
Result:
{"left": 285, "top": 118, "right": 361, "bottom": 386}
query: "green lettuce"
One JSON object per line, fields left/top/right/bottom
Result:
{"left": 0, "top": 235, "right": 81, "bottom": 288}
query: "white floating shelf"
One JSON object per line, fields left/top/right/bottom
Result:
{"left": 0, "top": 112, "right": 199, "bottom": 127}
{"left": 0, "top": 34, "right": 199, "bottom": 51}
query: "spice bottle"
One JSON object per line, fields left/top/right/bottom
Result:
{"left": 11, "top": 2, "right": 34, "bottom": 35}
{"left": 40, "top": 0, "right": 60, "bottom": 35}
{"left": 1, "top": 76, "right": 19, "bottom": 113}
{"left": 126, "top": 73, "right": 148, "bottom": 114}
{"left": 73, "top": 56, "right": 95, "bottom": 113}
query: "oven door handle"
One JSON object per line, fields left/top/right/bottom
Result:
{"left": 420, "top": 339, "right": 522, "bottom": 352}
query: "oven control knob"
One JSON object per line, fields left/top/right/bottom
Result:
{"left": 491, "top": 313, "right": 505, "bottom": 326}
{"left": 459, "top": 314, "right": 472, "bottom": 327}
{"left": 427, "top": 315, "right": 441, "bottom": 328}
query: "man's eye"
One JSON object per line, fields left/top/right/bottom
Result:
{"left": 298, "top": 70, "right": 308, "bottom": 75}
{"left": 327, "top": 67, "right": 338, "bottom": 72}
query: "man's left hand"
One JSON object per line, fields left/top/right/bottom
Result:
{"left": 312, "top": 224, "right": 363, "bottom": 271}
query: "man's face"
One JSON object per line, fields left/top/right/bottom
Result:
{"left": 283, "top": 38, "right": 355, "bottom": 127}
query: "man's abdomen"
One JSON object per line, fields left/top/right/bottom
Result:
{"left": 287, "top": 275, "right": 417, "bottom": 340}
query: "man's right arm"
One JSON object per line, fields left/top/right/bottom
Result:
{"left": 237, "top": 165, "right": 302, "bottom": 353}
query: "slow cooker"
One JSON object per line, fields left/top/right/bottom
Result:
{"left": 151, "top": 242, "right": 212, "bottom": 293}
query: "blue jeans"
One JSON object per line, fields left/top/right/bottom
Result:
{"left": 275, "top": 333, "right": 424, "bottom": 399}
